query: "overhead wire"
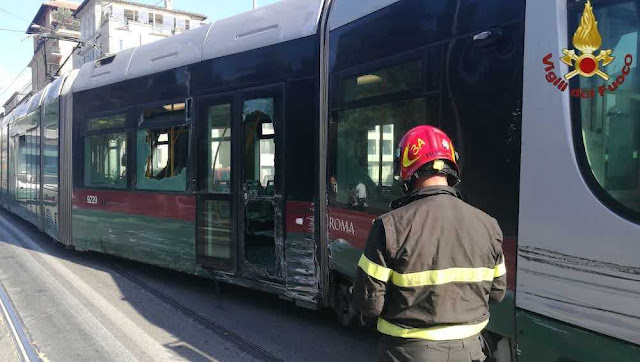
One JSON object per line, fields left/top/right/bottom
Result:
{"left": 0, "top": 64, "right": 30, "bottom": 102}
{"left": 0, "top": 3, "right": 83, "bottom": 106}
{"left": 127, "top": 0, "right": 168, "bottom": 30}
{"left": 0, "top": 7, "right": 31, "bottom": 24}
{"left": 0, "top": 27, "right": 26, "bottom": 33}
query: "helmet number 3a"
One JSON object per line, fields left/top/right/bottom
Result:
{"left": 411, "top": 138, "right": 426, "bottom": 156}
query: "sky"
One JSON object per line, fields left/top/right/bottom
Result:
{"left": 0, "top": 0, "right": 281, "bottom": 110}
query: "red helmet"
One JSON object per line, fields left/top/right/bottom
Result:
{"left": 395, "top": 125, "right": 459, "bottom": 183}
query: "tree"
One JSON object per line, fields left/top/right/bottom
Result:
{"left": 51, "top": 8, "right": 80, "bottom": 32}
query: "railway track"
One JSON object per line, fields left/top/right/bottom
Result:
{"left": 106, "top": 263, "right": 282, "bottom": 362}
{"left": 0, "top": 280, "right": 38, "bottom": 362}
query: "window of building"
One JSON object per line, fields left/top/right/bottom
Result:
{"left": 155, "top": 14, "right": 164, "bottom": 26}
{"left": 84, "top": 133, "right": 127, "bottom": 189}
{"left": 329, "top": 60, "right": 431, "bottom": 213}
{"left": 570, "top": 0, "right": 640, "bottom": 219}
{"left": 124, "top": 9, "right": 138, "bottom": 23}
{"left": 185, "top": 19, "right": 190, "bottom": 30}
{"left": 136, "top": 103, "right": 189, "bottom": 192}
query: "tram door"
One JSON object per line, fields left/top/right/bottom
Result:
{"left": 238, "top": 86, "right": 284, "bottom": 282}
{"left": 196, "top": 93, "right": 237, "bottom": 273}
{"left": 196, "top": 86, "right": 284, "bottom": 283}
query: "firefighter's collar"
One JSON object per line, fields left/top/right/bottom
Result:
{"left": 389, "top": 186, "right": 462, "bottom": 210}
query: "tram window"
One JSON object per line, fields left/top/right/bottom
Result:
{"left": 43, "top": 101, "right": 59, "bottom": 190}
{"left": 88, "top": 114, "right": 126, "bottom": 131}
{"left": 136, "top": 126, "right": 189, "bottom": 192}
{"left": 197, "top": 200, "right": 232, "bottom": 260}
{"left": 342, "top": 61, "right": 422, "bottom": 103}
{"left": 572, "top": 0, "right": 640, "bottom": 216}
{"left": 141, "top": 102, "right": 186, "bottom": 125}
{"left": 243, "top": 98, "right": 276, "bottom": 195}
{"left": 135, "top": 102, "right": 189, "bottom": 192}
{"left": 84, "top": 133, "right": 127, "bottom": 189}
{"left": 206, "top": 103, "right": 232, "bottom": 193}
{"left": 329, "top": 97, "right": 431, "bottom": 213}
{"left": 1, "top": 128, "right": 7, "bottom": 191}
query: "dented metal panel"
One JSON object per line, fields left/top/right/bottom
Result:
{"left": 284, "top": 201, "right": 320, "bottom": 303}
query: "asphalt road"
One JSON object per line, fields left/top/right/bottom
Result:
{"left": 0, "top": 210, "right": 377, "bottom": 362}
{"left": 0, "top": 306, "right": 19, "bottom": 362}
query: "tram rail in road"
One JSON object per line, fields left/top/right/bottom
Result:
{"left": 0, "top": 279, "right": 39, "bottom": 362}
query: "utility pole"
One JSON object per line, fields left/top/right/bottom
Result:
{"left": 253, "top": 0, "right": 257, "bottom": 9}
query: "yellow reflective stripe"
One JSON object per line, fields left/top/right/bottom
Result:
{"left": 391, "top": 266, "right": 499, "bottom": 287}
{"left": 358, "top": 254, "right": 392, "bottom": 282}
{"left": 494, "top": 261, "right": 507, "bottom": 278}
{"left": 377, "top": 318, "right": 489, "bottom": 341}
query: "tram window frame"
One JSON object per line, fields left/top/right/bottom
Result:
{"left": 197, "top": 97, "right": 234, "bottom": 195}
{"left": 328, "top": 51, "right": 441, "bottom": 215}
{"left": 81, "top": 110, "right": 131, "bottom": 190}
{"left": 330, "top": 47, "right": 435, "bottom": 110}
{"left": 43, "top": 99, "right": 60, "bottom": 192}
{"left": 133, "top": 99, "right": 192, "bottom": 193}
{"left": 568, "top": 0, "right": 640, "bottom": 224}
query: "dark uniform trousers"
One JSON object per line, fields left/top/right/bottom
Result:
{"left": 378, "top": 334, "right": 486, "bottom": 362}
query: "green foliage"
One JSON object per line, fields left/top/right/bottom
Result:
{"left": 52, "top": 8, "right": 80, "bottom": 32}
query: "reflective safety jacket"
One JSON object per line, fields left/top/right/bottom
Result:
{"left": 352, "top": 186, "right": 506, "bottom": 341}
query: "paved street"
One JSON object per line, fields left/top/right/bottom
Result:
{"left": 0, "top": 210, "right": 377, "bottom": 361}
{"left": 0, "top": 304, "right": 19, "bottom": 362}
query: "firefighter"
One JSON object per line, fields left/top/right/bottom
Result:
{"left": 352, "top": 125, "right": 506, "bottom": 362}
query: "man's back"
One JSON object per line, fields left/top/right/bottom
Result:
{"left": 374, "top": 186, "right": 505, "bottom": 328}
{"left": 352, "top": 125, "right": 506, "bottom": 361}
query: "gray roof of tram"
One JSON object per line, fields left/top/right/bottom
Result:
{"left": 73, "top": 0, "right": 325, "bottom": 93}
{"left": 0, "top": 76, "right": 67, "bottom": 126}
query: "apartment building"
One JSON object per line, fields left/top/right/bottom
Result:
{"left": 73, "top": 0, "right": 207, "bottom": 67}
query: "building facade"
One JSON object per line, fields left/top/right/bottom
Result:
{"left": 72, "top": 0, "right": 207, "bottom": 67}
{"left": 27, "top": 1, "right": 81, "bottom": 93}
{"left": 2, "top": 92, "right": 28, "bottom": 114}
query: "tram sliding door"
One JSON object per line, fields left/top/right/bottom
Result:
{"left": 196, "top": 93, "right": 236, "bottom": 273}
{"left": 238, "top": 85, "right": 284, "bottom": 282}
{"left": 196, "top": 85, "right": 285, "bottom": 283}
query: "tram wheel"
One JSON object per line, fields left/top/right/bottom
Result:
{"left": 333, "top": 279, "right": 357, "bottom": 327}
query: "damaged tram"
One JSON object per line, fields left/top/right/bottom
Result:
{"left": 1, "top": 0, "right": 639, "bottom": 360}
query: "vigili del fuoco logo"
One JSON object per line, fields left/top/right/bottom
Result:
{"left": 543, "top": 0, "right": 633, "bottom": 98}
